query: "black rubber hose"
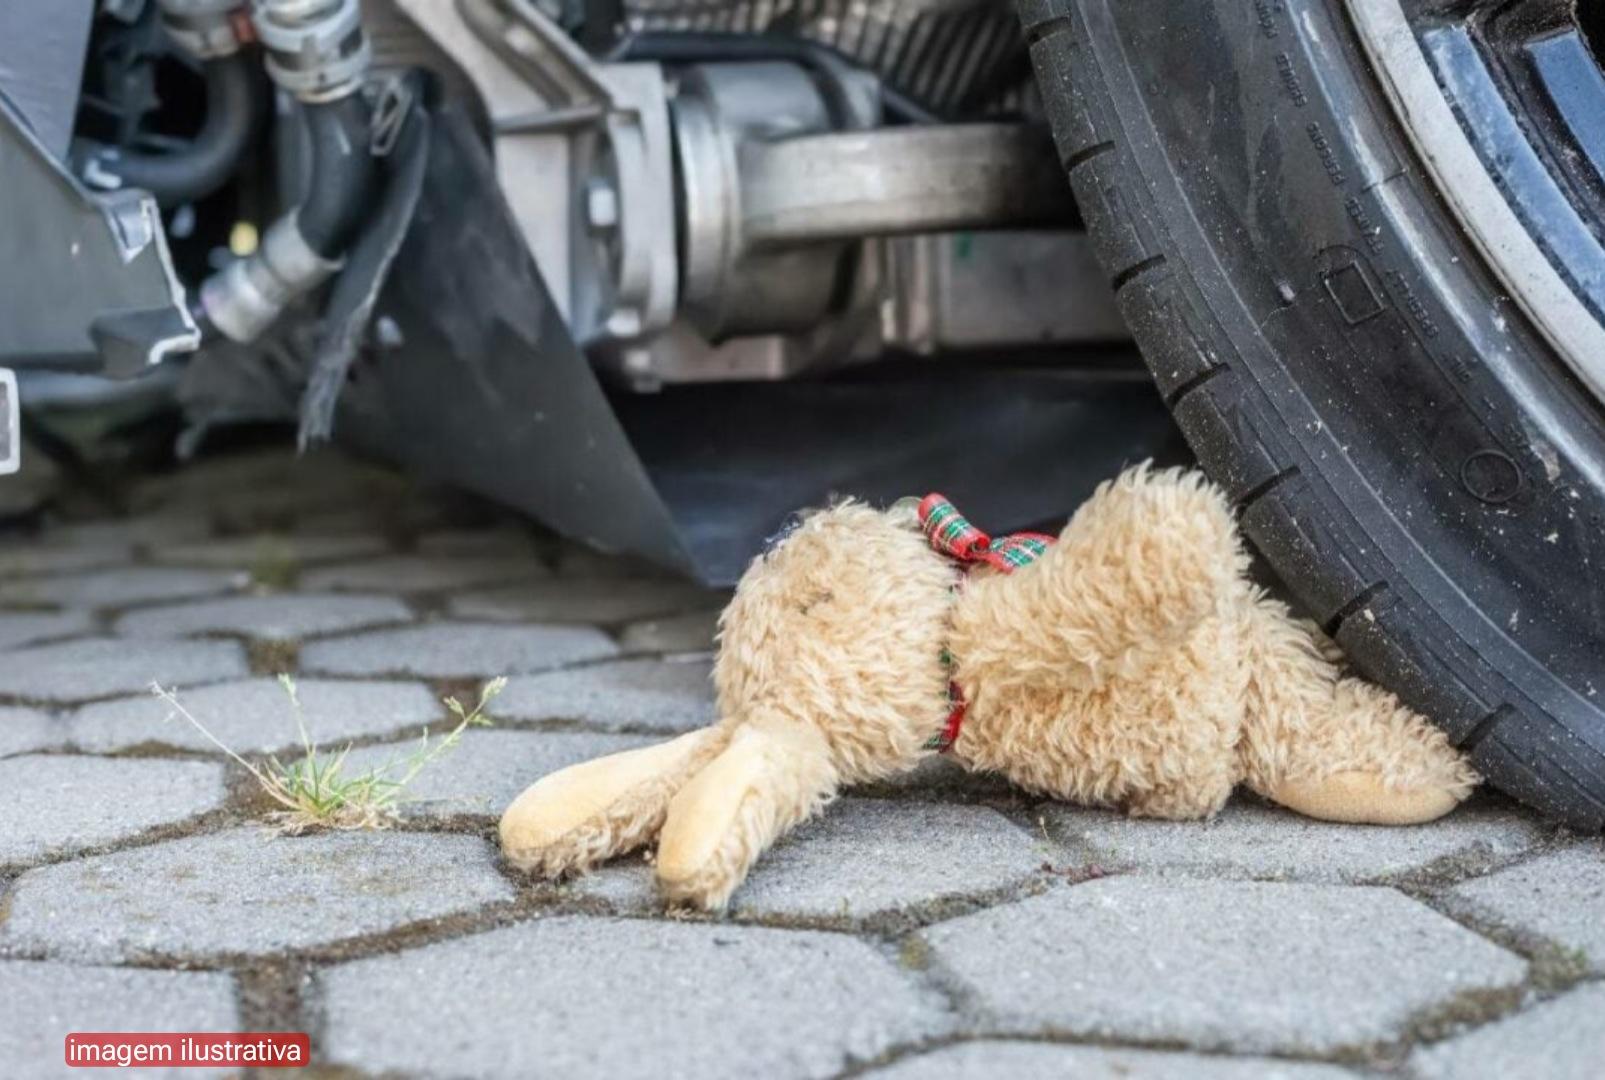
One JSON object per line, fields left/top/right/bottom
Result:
{"left": 295, "top": 94, "right": 377, "bottom": 259}
{"left": 97, "top": 54, "right": 261, "bottom": 207}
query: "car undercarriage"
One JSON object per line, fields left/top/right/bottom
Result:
{"left": 2, "top": 0, "right": 1603, "bottom": 825}
{"left": 2, "top": 0, "right": 1174, "bottom": 584}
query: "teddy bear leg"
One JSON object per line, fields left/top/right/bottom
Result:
{"left": 657, "top": 718, "right": 839, "bottom": 911}
{"left": 1258, "top": 677, "right": 1478, "bottom": 824}
{"left": 1236, "top": 597, "right": 1477, "bottom": 825}
{"left": 1270, "top": 769, "right": 1464, "bottom": 824}
{"left": 499, "top": 727, "right": 728, "bottom": 878}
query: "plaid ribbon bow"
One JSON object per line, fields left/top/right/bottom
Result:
{"left": 917, "top": 494, "right": 1056, "bottom": 574}
{"left": 917, "top": 494, "right": 1056, "bottom": 750}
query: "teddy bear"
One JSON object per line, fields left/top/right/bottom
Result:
{"left": 499, "top": 463, "right": 1478, "bottom": 910}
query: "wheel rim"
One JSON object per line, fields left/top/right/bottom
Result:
{"left": 1345, "top": 0, "right": 1605, "bottom": 408}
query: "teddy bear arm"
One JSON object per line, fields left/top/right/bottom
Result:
{"left": 657, "top": 718, "right": 839, "bottom": 911}
{"left": 1234, "top": 599, "right": 1477, "bottom": 825}
{"left": 1266, "top": 770, "right": 1464, "bottom": 825}
{"left": 499, "top": 727, "right": 727, "bottom": 878}
{"left": 1248, "top": 679, "right": 1477, "bottom": 826}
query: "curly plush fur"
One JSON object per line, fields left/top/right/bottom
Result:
{"left": 500, "top": 465, "right": 1478, "bottom": 909}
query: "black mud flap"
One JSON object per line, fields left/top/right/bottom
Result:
{"left": 339, "top": 105, "right": 1180, "bottom": 585}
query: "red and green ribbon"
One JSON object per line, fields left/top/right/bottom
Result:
{"left": 917, "top": 493, "right": 1056, "bottom": 751}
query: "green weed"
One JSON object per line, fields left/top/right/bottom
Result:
{"left": 151, "top": 674, "right": 505, "bottom": 834}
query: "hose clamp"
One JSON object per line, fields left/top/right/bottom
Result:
{"left": 201, "top": 214, "right": 340, "bottom": 342}
{"left": 251, "top": 0, "right": 371, "bottom": 103}
{"left": 158, "top": 0, "right": 248, "bottom": 59}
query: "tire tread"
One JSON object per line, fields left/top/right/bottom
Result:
{"left": 1023, "top": 0, "right": 1605, "bottom": 828}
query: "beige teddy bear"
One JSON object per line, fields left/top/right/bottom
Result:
{"left": 499, "top": 464, "right": 1478, "bottom": 910}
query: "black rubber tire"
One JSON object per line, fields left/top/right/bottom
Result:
{"left": 1021, "top": 0, "right": 1605, "bottom": 827}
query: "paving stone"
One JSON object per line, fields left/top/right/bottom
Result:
{"left": 273, "top": 505, "right": 401, "bottom": 537}
{"left": 340, "top": 729, "right": 652, "bottom": 821}
{"left": 0, "top": 609, "right": 93, "bottom": 650}
{"left": 0, "top": 638, "right": 247, "bottom": 702}
{"left": 130, "top": 448, "right": 392, "bottom": 513}
{"left": 260, "top": 493, "right": 405, "bottom": 532}
{"left": 619, "top": 607, "right": 723, "bottom": 654}
{"left": 114, "top": 593, "right": 412, "bottom": 640}
{"left": 0, "top": 706, "right": 61, "bottom": 758}
{"left": 151, "top": 532, "right": 391, "bottom": 570}
{"left": 0, "top": 960, "right": 238, "bottom": 1080}
{"left": 145, "top": 462, "right": 406, "bottom": 532}
{"left": 320, "top": 916, "right": 949, "bottom": 1080}
{"left": 0, "top": 566, "right": 241, "bottom": 609}
{"left": 301, "top": 621, "right": 616, "bottom": 678}
{"left": 573, "top": 797, "right": 1043, "bottom": 921}
{"left": 1412, "top": 982, "right": 1605, "bottom": 1080}
{"left": 558, "top": 861, "right": 660, "bottom": 908}
{"left": 1451, "top": 845, "right": 1605, "bottom": 971}
{"left": 0, "top": 438, "right": 61, "bottom": 520}
{"left": 918, "top": 877, "right": 1526, "bottom": 1055}
{"left": 214, "top": 491, "right": 396, "bottom": 534}
{"left": 288, "top": 486, "right": 471, "bottom": 538}
{"left": 0, "top": 829, "right": 514, "bottom": 962}
{"left": 66, "top": 678, "right": 443, "bottom": 754}
{"left": 1047, "top": 797, "right": 1544, "bottom": 884}
{"left": 493, "top": 657, "right": 716, "bottom": 733}
{"left": 450, "top": 578, "right": 723, "bottom": 625}
{"left": 300, "top": 553, "right": 546, "bottom": 593}
{"left": 130, "top": 452, "right": 291, "bottom": 507}
{"left": 866, "top": 1041, "right": 1354, "bottom": 1079}
{"left": 50, "top": 512, "right": 213, "bottom": 548}
{"left": 0, "top": 755, "right": 227, "bottom": 865}
{"left": 0, "top": 541, "right": 133, "bottom": 579}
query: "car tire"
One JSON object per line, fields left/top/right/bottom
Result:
{"left": 1022, "top": 0, "right": 1605, "bottom": 826}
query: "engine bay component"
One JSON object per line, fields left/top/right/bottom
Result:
{"left": 670, "top": 61, "right": 1071, "bottom": 339}
{"left": 400, "top": 0, "right": 680, "bottom": 343}
{"left": 197, "top": 0, "right": 377, "bottom": 343}
{"left": 157, "top": 0, "right": 248, "bottom": 58}
{"left": 332, "top": 104, "right": 1172, "bottom": 586}
{"left": 81, "top": 51, "right": 263, "bottom": 208}
{"left": 670, "top": 60, "right": 850, "bottom": 337}
{"left": 77, "top": 0, "right": 264, "bottom": 208}
{"left": 253, "top": 0, "right": 372, "bottom": 103}
{"left": 0, "top": 90, "right": 198, "bottom": 374}
{"left": 738, "top": 125, "right": 1071, "bottom": 245}
{"left": 0, "top": 0, "right": 94, "bottom": 160}
{"left": 462, "top": 0, "right": 678, "bottom": 342}
{"left": 400, "top": 0, "right": 1106, "bottom": 381}
{"left": 617, "top": 0, "right": 1029, "bottom": 117}
{"left": 881, "top": 231, "right": 1129, "bottom": 355}
{"left": 199, "top": 210, "right": 342, "bottom": 342}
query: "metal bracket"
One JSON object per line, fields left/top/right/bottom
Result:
{"left": 460, "top": 0, "right": 615, "bottom": 129}
{"left": 370, "top": 75, "right": 416, "bottom": 156}
{"left": 404, "top": 0, "right": 677, "bottom": 342}
{"left": 0, "top": 368, "right": 18, "bottom": 476}
{"left": 0, "top": 89, "right": 199, "bottom": 375}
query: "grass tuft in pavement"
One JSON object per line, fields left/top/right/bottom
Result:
{"left": 150, "top": 674, "right": 506, "bottom": 834}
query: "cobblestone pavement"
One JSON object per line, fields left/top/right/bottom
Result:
{"left": 0, "top": 448, "right": 1598, "bottom": 1079}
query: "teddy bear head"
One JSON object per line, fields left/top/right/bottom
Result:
{"left": 711, "top": 499, "right": 961, "bottom": 782}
